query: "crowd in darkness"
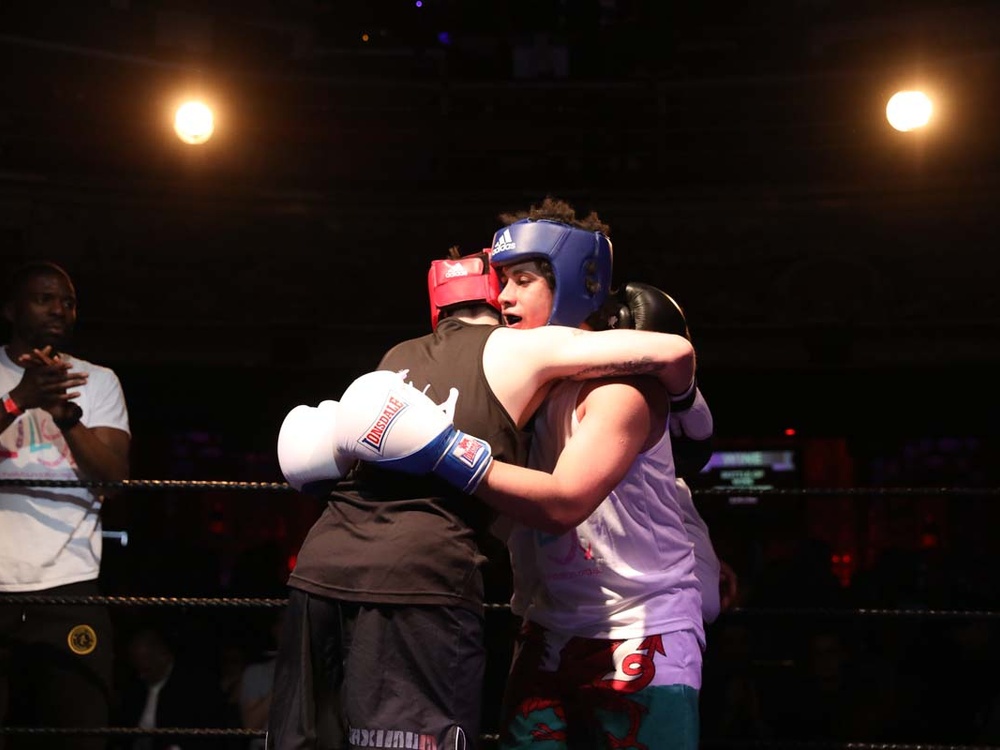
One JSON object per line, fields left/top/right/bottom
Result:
{"left": 106, "top": 595, "right": 283, "bottom": 749}
{"left": 81, "top": 362, "right": 1000, "bottom": 744}
{"left": 93, "top": 424, "right": 1000, "bottom": 746}
{"left": 96, "top": 514, "right": 1000, "bottom": 746}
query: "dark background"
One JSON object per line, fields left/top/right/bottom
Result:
{"left": 3, "top": 0, "right": 1000, "bottom": 444}
{"left": 3, "top": 1, "right": 1000, "bottom": 745}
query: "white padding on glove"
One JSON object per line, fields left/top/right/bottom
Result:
{"left": 669, "top": 387, "right": 714, "bottom": 442}
{"left": 277, "top": 400, "right": 354, "bottom": 492}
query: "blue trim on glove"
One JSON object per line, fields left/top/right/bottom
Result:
{"left": 433, "top": 429, "right": 493, "bottom": 493}
{"left": 378, "top": 426, "right": 493, "bottom": 493}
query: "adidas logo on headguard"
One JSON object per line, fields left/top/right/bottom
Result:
{"left": 443, "top": 261, "right": 469, "bottom": 278}
{"left": 493, "top": 228, "right": 516, "bottom": 253}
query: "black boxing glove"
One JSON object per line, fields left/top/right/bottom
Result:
{"left": 612, "top": 282, "right": 691, "bottom": 339}
{"left": 613, "top": 282, "right": 713, "bottom": 478}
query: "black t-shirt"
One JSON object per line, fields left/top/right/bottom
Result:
{"left": 288, "top": 319, "right": 530, "bottom": 613}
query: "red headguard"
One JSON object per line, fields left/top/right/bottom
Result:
{"left": 427, "top": 250, "right": 502, "bottom": 329}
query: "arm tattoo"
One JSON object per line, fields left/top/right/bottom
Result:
{"left": 570, "top": 357, "right": 661, "bottom": 380}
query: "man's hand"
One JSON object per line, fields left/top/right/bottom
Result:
{"left": 9, "top": 348, "right": 129, "bottom": 482}
{"left": 12, "top": 347, "right": 88, "bottom": 420}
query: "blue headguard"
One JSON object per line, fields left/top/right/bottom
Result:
{"left": 490, "top": 219, "right": 613, "bottom": 327}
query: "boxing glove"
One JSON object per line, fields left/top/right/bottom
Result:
{"left": 667, "top": 381, "right": 715, "bottom": 477}
{"left": 614, "top": 281, "right": 714, "bottom": 477}
{"left": 337, "top": 370, "right": 493, "bottom": 493}
{"left": 612, "top": 282, "right": 694, "bottom": 399}
{"left": 612, "top": 282, "right": 691, "bottom": 340}
{"left": 277, "top": 400, "right": 356, "bottom": 495}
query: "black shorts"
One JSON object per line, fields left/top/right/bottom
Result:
{"left": 266, "top": 589, "right": 485, "bottom": 750}
{"left": 0, "top": 580, "right": 113, "bottom": 750}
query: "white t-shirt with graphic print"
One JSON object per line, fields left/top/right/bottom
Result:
{"left": 0, "top": 346, "right": 130, "bottom": 592}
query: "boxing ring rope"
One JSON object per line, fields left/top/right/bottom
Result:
{"left": 2, "top": 478, "right": 998, "bottom": 748}
{"left": 3, "top": 478, "right": 1000, "bottom": 496}
{"left": 0, "top": 729, "right": 994, "bottom": 750}
{"left": 2, "top": 595, "right": 999, "bottom": 622}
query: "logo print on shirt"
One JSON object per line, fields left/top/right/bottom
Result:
{"left": 538, "top": 529, "right": 593, "bottom": 566}
{"left": 0, "top": 413, "right": 75, "bottom": 468}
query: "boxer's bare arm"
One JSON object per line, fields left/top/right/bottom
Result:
{"left": 482, "top": 324, "right": 694, "bottom": 427}
{"left": 476, "top": 378, "right": 654, "bottom": 534}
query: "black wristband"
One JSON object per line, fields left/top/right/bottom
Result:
{"left": 54, "top": 402, "right": 83, "bottom": 431}
{"left": 669, "top": 379, "right": 698, "bottom": 412}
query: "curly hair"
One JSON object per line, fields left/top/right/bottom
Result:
{"left": 498, "top": 196, "right": 610, "bottom": 237}
{"left": 494, "top": 197, "right": 614, "bottom": 329}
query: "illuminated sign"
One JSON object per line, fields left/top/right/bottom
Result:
{"left": 698, "top": 449, "right": 799, "bottom": 505}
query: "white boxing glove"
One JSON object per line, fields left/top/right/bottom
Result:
{"left": 669, "top": 382, "right": 715, "bottom": 477}
{"left": 669, "top": 382, "right": 714, "bottom": 442}
{"left": 277, "top": 400, "right": 356, "bottom": 494}
{"left": 336, "top": 370, "right": 493, "bottom": 493}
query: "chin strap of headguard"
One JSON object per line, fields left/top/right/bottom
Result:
{"left": 428, "top": 250, "right": 502, "bottom": 329}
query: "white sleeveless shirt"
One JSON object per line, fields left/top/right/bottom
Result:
{"left": 509, "top": 379, "right": 705, "bottom": 645}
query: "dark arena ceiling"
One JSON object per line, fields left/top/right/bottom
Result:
{"left": 2, "top": 0, "right": 1000, "bottom": 437}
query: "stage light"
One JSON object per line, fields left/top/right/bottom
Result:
{"left": 886, "top": 90, "right": 933, "bottom": 132}
{"left": 174, "top": 100, "right": 214, "bottom": 144}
